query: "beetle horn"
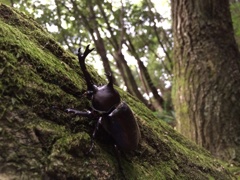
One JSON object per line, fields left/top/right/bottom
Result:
{"left": 105, "top": 72, "right": 114, "bottom": 88}
{"left": 78, "top": 45, "right": 95, "bottom": 91}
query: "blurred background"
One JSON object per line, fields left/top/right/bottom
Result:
{"left": 2, "top": 0, "right": 240, "bottom": 127}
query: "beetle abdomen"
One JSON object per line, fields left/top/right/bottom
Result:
{"left": 102, "top": 102, "right": 141, "bottom": 151}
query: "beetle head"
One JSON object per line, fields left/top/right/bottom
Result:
{"left": 78, "top": 45, "right": 121, "bottom": 112}
{"left": 91, "top": 74, "right": 121, "bottom": 113}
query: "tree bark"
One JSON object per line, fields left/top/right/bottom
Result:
{"left": 172, "top": 0, "right": 240, "bottom": 160}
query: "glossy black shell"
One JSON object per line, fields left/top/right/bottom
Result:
{"left": 101, "top": 102, "right": 141, "bottom": 151}
{"left": 91, "top": 84, "right": 121, "bottom": 112}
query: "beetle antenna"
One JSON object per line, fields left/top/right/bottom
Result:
{"left": 78, "top": 45, "right": 95, "bottom": 92}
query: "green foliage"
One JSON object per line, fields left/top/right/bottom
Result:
{"left": 7, "top": 0, "right": 173, "bottom": 112}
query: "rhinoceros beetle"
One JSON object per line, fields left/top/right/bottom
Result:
{"left": 66, "top": 45, "right": 141, "bottom": 171}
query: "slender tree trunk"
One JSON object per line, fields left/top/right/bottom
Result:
{"left": 172, "top": 0, "right": 240, "bottom": 160}
{"left": 125, "top": 35, "right": 166, "bottom": 111}
{"left": 93, "top": 33, "right": 118, "bottom": 85}
{"left": 96, "top": 1, "right": 148, "bottom": 106}
{"left": 113, "top": 51, "right": 149, "bottom": 106}
{"left": 88, "top": 2, "right": 118, "bottom": 85}
{"left": 69, "top": 0, "right": 118, "bottom": 85}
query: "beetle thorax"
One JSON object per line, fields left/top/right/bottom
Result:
{"left": 92, "top": 85, "right": 121, "bottom": 113}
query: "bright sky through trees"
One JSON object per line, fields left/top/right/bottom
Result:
{"left": 13, "top": 0, "right": 171, "bottom": 90}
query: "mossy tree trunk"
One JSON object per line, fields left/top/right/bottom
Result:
{"left": 172, "top": 0, "right": 240, "bottom": 161}
{"left": 0, "top": 3, "right": 237, "bottom": 179}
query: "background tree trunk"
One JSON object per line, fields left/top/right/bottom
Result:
{"left": 172, "top": 0, "right": 240, "bottom": 161}
{"left": 126, "top": 35, "right": 166, "bottom": 110}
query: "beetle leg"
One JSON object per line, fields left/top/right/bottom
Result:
{"left": 87, "top": 116, "right": 102, "bottom": 154}
{"left": 114, "top": 145, "right": 127, "bottom": 179}
{"left": 65, "top": 108, "right": 92, "bottom": 117}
